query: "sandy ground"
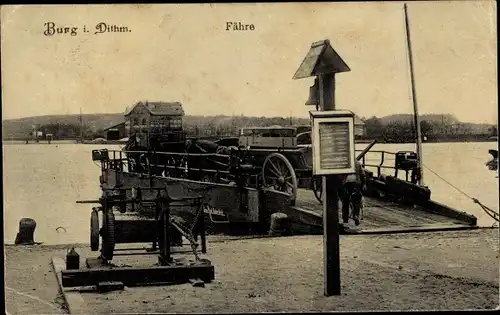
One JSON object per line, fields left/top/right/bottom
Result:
{"left": 4, "top": 228, "right": 499, "bottom": 314}
{"left": 4, "top": 244, "right": 70, "bottom": 314}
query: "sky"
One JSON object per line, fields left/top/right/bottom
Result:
{"left": 1, "top": 2, "right": 497, "bottom": 123}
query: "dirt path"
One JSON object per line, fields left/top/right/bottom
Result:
{"left": 4, "top": 244, "right": 82, "bottom": 315}
{"left": 4, "top": 229, "right": 499, "bottom": 314}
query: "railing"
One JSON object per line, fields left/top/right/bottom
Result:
{"left": 96, "top": 147, "right": 420, "bottom": 186}
{"left": 355, "top": 149, "right": 419, "bottom": 183}
{"left": 97, "top": 149, "right": 238, "bottom": 185}
{"left": 123, "top": 150, "right": 232, "bottom": 178}
{"left": 355, "top": 149, "right": 394, "bottom": 178}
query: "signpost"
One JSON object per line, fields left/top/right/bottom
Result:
{"left": 293, "top": 39, "right": 353, "bottom": 296}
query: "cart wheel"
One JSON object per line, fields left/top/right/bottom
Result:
{"left": 101, "top": 209, "right": 115, "bottom": 261}
{"left": 262, "top": 153, "right": 298, "bottom": 201}
{"left": 90, "top": 208, "right": 100, "bottom": 251}
{"left": 312, "top": 176, "right": 323, "bottom": 204}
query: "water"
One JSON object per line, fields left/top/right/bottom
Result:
{"left": 3, "top": 141, "right": 498, "bottom": 245}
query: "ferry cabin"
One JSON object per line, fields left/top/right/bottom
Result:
{"left": 239, "top": 126, "right": 305, "bottom": 149}
{"left": 238, "top": 120, "right": 363, "bottom": 150}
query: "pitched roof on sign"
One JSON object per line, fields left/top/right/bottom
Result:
{"left": 125, "top": 101, "right": 185, "bottom": 116}
{"left": 293, "top": 40, "right": 350, "bottom": 79}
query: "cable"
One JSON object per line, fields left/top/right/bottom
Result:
{"left": 423, "top": 164, "right": 499, "bottom": 222}
{"left": 423, "top": 164, "right": 473, "bottom": 200}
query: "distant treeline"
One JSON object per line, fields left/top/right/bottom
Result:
{"left": 182, "top": 115, "right": 310, "bottom": 137}
{"left": 6, "top": 113, "right": 498, "bottom": 143}
{"left": 183, "top": 115, "right": 498, "bottom": 142}
{"left": 361, "top": 116, "right": 498, "bottom": 143}
{"left": 16, "top": 116, "right": 310, "bottom": 140}
{"left": 24, "top": 123, "right": 104, "bottom": 140}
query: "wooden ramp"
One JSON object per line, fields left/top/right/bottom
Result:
{"left": 286, "top": 189, "right": 477, "bottom": 234}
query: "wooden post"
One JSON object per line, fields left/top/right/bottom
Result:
{"left": 293, "top": 39, "right": 350, "bottom": 297}
{"left": 319, "top": 73, "right": 341, "bottom": 296}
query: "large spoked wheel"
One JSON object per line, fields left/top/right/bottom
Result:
{"left": 90, "top": 208, "right": 100, "bottom": 251}
{"left": 312, "top": 176, "right": 323, "bottom": 204}
{"left": 100, "top": 209, "right": 115, "bottom": 261}
{"left": 262, "top": 153, "right": 298, "bottom": 201}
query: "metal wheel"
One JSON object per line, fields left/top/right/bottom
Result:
{"left": 101, "top": 209, "right": 115, "bottom": 261}
{"left": 312, "top": 176, "right": 323, "bottom": 204}
{"left": 262, "top": 153, "right": 298, "bottom": 201}
{"left": 90, "top": 208, "right": 100, "bottom": 251}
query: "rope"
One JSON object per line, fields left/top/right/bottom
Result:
{"left": 423, "top": 164, "right": 499, "bottom": 222}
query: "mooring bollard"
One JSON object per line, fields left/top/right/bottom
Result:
{"left": 14, "top": 218, "right": 37, "bottom": 245}
{"left": 268, "top": 212, "right": 292, "bottom": 236}
{"left": 66, "top": 248, "right": 80, "bottom": 270}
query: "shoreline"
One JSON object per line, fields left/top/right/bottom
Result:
{"left": 4, "top": 226, "right": 499, "bottom": 248}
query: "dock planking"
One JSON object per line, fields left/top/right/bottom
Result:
{"left": 294, "top": 189, "right": 472, "bottom": 231}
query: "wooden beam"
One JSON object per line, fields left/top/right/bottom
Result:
{"left": 61, "top": 262, "right": 215, "bottom": 287}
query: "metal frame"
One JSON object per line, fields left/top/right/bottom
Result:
{"left": 70, "top": 185, "right": 215, "bottom": 288}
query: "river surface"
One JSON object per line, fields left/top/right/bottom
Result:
{"left": 3, "top": 141, "right": 499, "bottom": 245}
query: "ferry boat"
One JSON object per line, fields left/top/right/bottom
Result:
{"left": 90, "top": 100, "right": 477, "bottom": 236}
{"left": 86, "top": 5, "right": 479, "bottom": 236}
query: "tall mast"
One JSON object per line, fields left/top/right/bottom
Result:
{"left": 404, "top": 3, "right": 424, "bottom": 185}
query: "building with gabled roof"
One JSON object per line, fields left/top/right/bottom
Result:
{"left": 124, "top": 101, "right": 185, "bottom": 138}
{"left": 124, "top": 101, "right": 184, "bottom": 117}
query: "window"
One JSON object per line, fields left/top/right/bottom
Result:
{"left": 169, "top": 117, "right": 182, "bottom": 129}
{"left": 241, "top": 129, "right": 253, "bottom": 136}
{"left": 270, "top": 128, "right": 295, "bottom": 137}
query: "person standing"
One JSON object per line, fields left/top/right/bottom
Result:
{"left": 339, "top": 160, "right": 367, "bottom": 226}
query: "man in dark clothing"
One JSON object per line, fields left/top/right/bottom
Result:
{"left": 339, "top": 160, "right": 367, "bottom": 226}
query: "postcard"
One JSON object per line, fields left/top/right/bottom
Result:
{"left": 2, "top": 2, "right": 498, "bottom": 314}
